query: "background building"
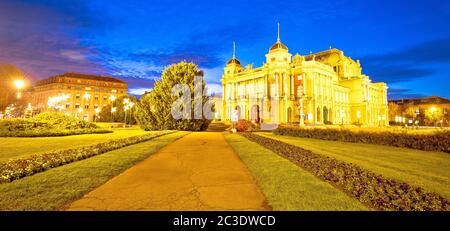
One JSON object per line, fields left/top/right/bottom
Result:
{"left": 221, "top": 27, "right": 388, "bottom": 126}
{"left": 33, "top": 73, "right": 128, "bottom": 121}
{"left": 389, "top": 96, "right": 449, "bottom": 127}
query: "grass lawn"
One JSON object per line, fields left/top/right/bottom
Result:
{"left": 225, "top": 133, "right": 368, "bottom": 211}
{"left": 258, "top": 132, "right": 450, "bottom": 199}
{"left": 0, "top": 131, "right": 189, "bottom": 211}
{"left": 0, "top": 126, "right": 151, "bottom": 162}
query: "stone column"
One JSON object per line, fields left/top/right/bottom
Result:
{"left": 299, "top": 97, "right": 305, "bottom": 126}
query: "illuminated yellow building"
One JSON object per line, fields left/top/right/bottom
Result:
{"left": 33, "top": 73, "right": 128, "bottom": 121}
{"left": 221, "top": 25, "right": 388, "bottom": 126}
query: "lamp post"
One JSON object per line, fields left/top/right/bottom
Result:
{"left": 123, "top": 98, "right": 130, "bottom": 125}
{"left": 128, "top": 102, "right": 135, "bottom": 126}
{"left": 415, "top": 108, "right": 420, "bottom": 127}
{"left": 13, "top": 80, "right": 25, "bottom": 99}
{"left": 299, "top": 98, "right": 304, "bottom": 126}
{"left": 94, "top": 108, "right": 101, "bottom": 122}
{"left": 77, "top": 108, "right": 83, "bottom": 120}
{"left": 357, "top": 110, "right": 361, "bottom": 126}
{"left": 109, "top": 95, "right": 116, "bottom": 122}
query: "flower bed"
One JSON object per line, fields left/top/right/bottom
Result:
{"left": 241, "top": 133, "right": 449, "bottom": 211}
{"left": 273, "top": 126, "right": 450, "bottom": 153}
{"left": 0, "top": 131, "right": 174, "bottom": 183}
{"left": 0, "top": 129, "right": 112, "bottom": 137}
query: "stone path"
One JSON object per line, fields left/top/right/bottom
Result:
{"left": 67, "top": 132, "right": 270, "bottom": 211}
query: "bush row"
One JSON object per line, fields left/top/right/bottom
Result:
{"left": 0, "top": 129, "right": 112, "bottom": 137}
{"left": 273, "top": 127, "right": 450, "bottom": 153}
{"left": 0, "top": 131, "right": 174, "bottom": 183}
{"left": 241, "top": 133, "right": 449, "bottom": 211}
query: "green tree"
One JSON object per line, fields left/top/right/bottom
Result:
{"left": 425, "top": 106, "right": 443, "bottom": 126}
{"left": 388, "top": 102, "right": 399, "bottom": 122}
{"left": 98, "top": 95, "right": 138, "bottom": 124}
{"left": 134, "top": 61, "right": 213, "bottom": 131}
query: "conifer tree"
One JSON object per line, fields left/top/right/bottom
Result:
{"left": 134, "top": 61, "right": 213, "bottom": 131}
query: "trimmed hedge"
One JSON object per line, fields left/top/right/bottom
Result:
{"left": 0, "top": 131, "right": 174, "bottom": 183}
{"left": 242, "top": 133, "right": 449, "bottom": 211}
{"left": 273, "top": 127, "right": 450, "bottom": 153}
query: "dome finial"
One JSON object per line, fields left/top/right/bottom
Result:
{"left": 277, "top": 22, "right": 280, "bottom": 42}
{"left": 233, "top": 41, "right": 236, "bottom": 59}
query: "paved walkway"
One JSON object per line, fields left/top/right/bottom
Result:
{"left": 68, "top": 132, "right": 270, "bottom": 211}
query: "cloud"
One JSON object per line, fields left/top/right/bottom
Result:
{"left": 364, "top": 37, "right": 450, "bottom": 64}
{"left": 0, "top": 0, "right": 109, "bottom": 80}
{"left": 205, "top": 83, "right": 222, "bottom": 96}
{"left": 387, "top": 88, "right": 426, "bottom": 100}
{"left": 129, "top": 88, "right": 152, "bottom": 96}
{"left": 129, "top": 22, "right": 270, "bottom": 70}
{"left": 60, "top": 50, "right": 86, "bottom": 61}
{"left": 362, "top": 37, "right": 450, "bottom": 83}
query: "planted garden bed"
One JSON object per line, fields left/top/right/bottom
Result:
{"left": 0, "top": 131, "right": 174, "bottom": 183}
{"left": 273, "top": 126, "right": 450, "bottom": 153}
{"left": 0, "top": 112, "right": 112, "bottom": 137}
{"left": 241, "top": 132, "right": 449, "bottom": 211}
{"left": 0, "top": 129, "right": 112, "bottom": 137}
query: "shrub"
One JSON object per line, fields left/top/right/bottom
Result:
{"left": 0, "top": 131, "right": 174, "bottom": 183}
{"left": 33, "top": 112, "right": 98, "bottom": 130}
{"left": 0, "top": 112, "right": 104, "bottom": 137}
{"left": 0, "top": 119, "right": 36, "bottom": 131}
{"left": 242, "top": 133, "right": 449, "bottom": 211}
{"left": 236, "top": 120, "right": 253, "bottom": 132}
{"left": 273, "top": 126, "right": 450, "bottom": 153}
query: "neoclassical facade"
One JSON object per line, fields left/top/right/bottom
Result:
{"left": 33, "top": 73, "right": 128, "bottom": 121}
{"left": 221, "top": 29, "right": 388, "bottom": 126}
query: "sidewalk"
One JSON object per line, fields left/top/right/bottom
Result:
{"left": 67, "top": 132, "right": 270, "bottom": 211}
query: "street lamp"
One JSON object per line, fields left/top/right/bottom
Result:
{"left": 83, "top": 93, "right": 91, "bottom": 100}
{"left": 14, "top": 80, "right": 25, "bottom": 89}
{"left": 123, "top": 98, "right": 134, "bottom": 126}
{"left": 128, "top": 102, "right": 135, "bottom": 126}
{"left": 109, "top": 95, "right": 117, "bottom": 122}
{"left": 14, "top": 80, "right": 25, "bottom": 99}
{"left": 94, "top": 108, "right": 101, "bottom": 122}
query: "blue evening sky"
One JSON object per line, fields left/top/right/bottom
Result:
{"left": 0, "top": 0, "right": 449, "bottom": 99}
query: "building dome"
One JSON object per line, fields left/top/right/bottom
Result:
{"left": 227, "top": 57, "right": 241, "bottom": 65}
{"left": 269, "top": 41, "right": 288, "bottom": 52}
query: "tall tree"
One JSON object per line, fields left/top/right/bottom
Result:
{"left": 134, "top": 61, "right": 213, "bottom": 131}
{"left": 388, "top": 102, "right": 399, "bottom": 122}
